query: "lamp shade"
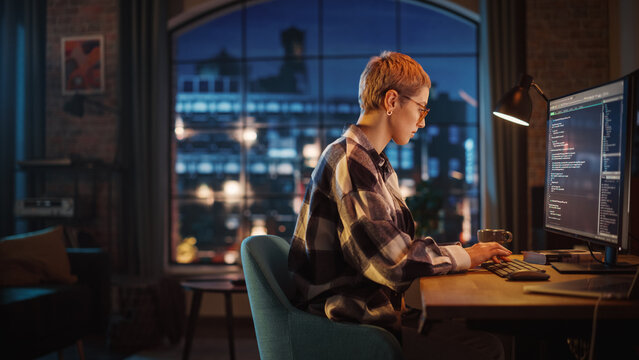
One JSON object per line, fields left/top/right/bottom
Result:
{"left": 493, "top": 74, "right": 533, "bottom": 126}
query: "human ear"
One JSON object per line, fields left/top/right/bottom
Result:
{"left": 384, "top": 89, "right": 399, "bottom": 114}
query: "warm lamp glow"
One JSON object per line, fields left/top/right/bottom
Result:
{"left": 492, "top": 112, "right": 531, "bottom": 126}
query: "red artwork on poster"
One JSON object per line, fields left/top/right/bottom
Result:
{"left": 61, "top": 35, "right": 104, "bottom": 94}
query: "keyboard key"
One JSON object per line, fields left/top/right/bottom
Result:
{"left": 481, "top": 259, "right": 545, "bottom": 278}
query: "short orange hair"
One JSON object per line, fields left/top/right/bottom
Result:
{"left": 358, "top": 51, "right": 431, "bottom": 112}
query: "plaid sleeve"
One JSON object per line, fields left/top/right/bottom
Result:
{"left": 334, "top": 142, "right": 465, "bottom": 292}
{"left": 338, "top": 190, "right": 460, "bottom": 291}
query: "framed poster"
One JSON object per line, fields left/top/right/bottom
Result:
{"left": 61, "top": 35, "right": 104, "bottom": 94}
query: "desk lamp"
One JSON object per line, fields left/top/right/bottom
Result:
{"left": 493, "top": 74, "right": 548, "bottom": 126}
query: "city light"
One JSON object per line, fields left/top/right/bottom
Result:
{"left": 223, "top": 180, "right": 241, "bottom": 197}
{"left": 449, "top": 170, "right": 464, "bottom": 180}
{"left": 243, "top": 128, "right": 258, "bottom": 143}
{"left": 303, "top": 143, "right": 321, "bottom": 167}
{"left": 250, "top": 218, "right": 268, "bottom": 236}
{"left": 174, "top": 116, "right": 185, "bottom": 140}
{"left": 399, "top": 178, "right": 416, "bottom": 199}
{"left": 195, "top": 183, "right": 212, "bottom": 198}
{"left": 276, "top": 162, "right": 294, "bottom": 175}
{"left": 175, "top": 161, "right": 186, "bottom": 174}
{"left": 225, "top": 216, "right": 240, "bottom": 230}
{"left": 461, "top": 198, "right": 472, "bottom": 244}
{"left": 224, "top": 251, "right": 239, "bottom": 264}
{"left": 195, "top": 184, "right": 214, "bottom": 205}
{"left": 465, "top": 139, "right": 475, "bottom": 185}
{"left": 458, "top": 89, "right": 478, "bottom": 108}
{"left": 197, "top": 162, "right": 214, "bottom": 174}
{"left": 302, "top": 143, "right": 320, "bottom": 159}
{"left": 176, "top": 236, "right": 198, "bottom": 264}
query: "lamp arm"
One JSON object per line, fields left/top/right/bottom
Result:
{"left": 531, "top": 82, "right": 549, "bottom": 102}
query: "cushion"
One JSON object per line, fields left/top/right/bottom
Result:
{"left": 0, "top": 226, "right": 77, "bottom": 286}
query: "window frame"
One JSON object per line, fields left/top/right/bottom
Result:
{"left": 166, "top": 0, "right": 481, "bottom": 273}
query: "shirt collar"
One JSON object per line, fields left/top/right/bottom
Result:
{"left": 344, "top": 124, "right": 391, "bottom": 173}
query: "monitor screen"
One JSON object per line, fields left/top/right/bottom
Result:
{"left": 544, "top": 78, "right": 631, "bottom": 251}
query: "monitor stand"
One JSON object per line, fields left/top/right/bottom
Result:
{"left": 551, "top": 245, "right": 637, "bottom": 274}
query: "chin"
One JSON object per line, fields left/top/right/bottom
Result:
{"left": 394, "top": 138, "right": 410, "bottom": 146}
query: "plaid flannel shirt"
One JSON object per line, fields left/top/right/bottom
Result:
{"left": 288, "top": 125, "right": 470, "bottom": 336}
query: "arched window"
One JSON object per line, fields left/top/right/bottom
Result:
{"left": 170, "top": 0, "right": 479, "bottom": 266}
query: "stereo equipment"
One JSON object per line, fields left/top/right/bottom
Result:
{"left": 15, "top": 198, "right": 74, "bottom": 218}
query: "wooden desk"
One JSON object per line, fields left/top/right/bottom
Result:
{"left": 419, "top": 255, "right": 639, "bottom": 331}
{"left": 419, "top": 255, "right": 639, "bottom": 358}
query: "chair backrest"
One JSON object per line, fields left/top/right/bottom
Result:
{"left": 241, "top": 235, "right": 403, "bottom": 360}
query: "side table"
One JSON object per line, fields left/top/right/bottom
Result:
{"left": 180, "top": 274, "right": 247, "bottom": 360}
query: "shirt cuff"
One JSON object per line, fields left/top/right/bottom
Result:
{"left": 441, "top": 244, "right": 471, "bottom": 272}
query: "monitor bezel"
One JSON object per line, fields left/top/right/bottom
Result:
{"left": 543, "top": 75, "right": 634, "bottom": 252}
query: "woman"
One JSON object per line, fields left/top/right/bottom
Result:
{"left": 288, "top": 51, "right": 509, "bottom": 359}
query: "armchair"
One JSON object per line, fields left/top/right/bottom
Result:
{"left": 240, "top": 235, "right": 403, "bottom": 360}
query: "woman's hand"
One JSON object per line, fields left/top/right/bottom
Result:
{"left": 464, "top": 242, "right": 512, "bottom": 268}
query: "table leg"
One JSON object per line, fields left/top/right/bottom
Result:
{"left": 224, "top": 292, "right": 236, "bottom": 360}
{"left": 182, "top": 290, "right": 203, "bottom": 360}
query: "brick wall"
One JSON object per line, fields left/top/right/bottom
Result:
{"left": 45, "top": 0, "right": 120, "bottom": 256}
{"left": 526, "top": 0, "right": 610, "bottom": 187}
{"left": 525, "top": 0, "right": 610, "bottom": 247}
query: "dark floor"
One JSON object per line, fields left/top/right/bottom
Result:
{"left": 34, "top": 315, "right": 586, "bottom": 360}
{"left": 37, "top": 317, "right": 259, "bottom": 360}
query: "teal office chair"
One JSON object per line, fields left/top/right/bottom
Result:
{"left": 240, "top": 235, "right": 403, "bottom": 360}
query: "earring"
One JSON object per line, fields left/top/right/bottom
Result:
{"left": 387, "top": 110, "right": 392, "bottom": 116}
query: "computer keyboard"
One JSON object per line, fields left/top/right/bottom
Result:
{"left": 481, "top": 259, "right": 545, "bottom": 278}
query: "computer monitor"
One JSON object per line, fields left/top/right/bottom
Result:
{"left": 543, "top": 72, "right": 637, "bottom": 273}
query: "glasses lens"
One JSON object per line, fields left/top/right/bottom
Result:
{"left": 402, "top": 95, "right": 429, "bottom": 121}
{"left": 421, "top": 108, "right": 430, "bottom": 121}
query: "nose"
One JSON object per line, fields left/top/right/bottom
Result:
{"left": 417, "top": 117, "right": 426, "bottom": 128}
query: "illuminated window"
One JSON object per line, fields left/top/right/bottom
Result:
{"left": 449, "top": 125, "right": 460, "bottom": 144}
{"left": 170, "top": 0, "right": 479, "bottom": 265}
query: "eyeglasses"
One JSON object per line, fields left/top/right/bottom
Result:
{"left": 401, "top": 95, "right": 430, "bottom": 121}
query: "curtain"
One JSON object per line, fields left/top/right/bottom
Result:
{"left": 118, "top": 0, "right": 169, "bottom": 277}
{"left": 0, "top": 0, "right": 46, "bottom": 237}
{"left": 479, "top": 0, "right": 528, "bottom": 253}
